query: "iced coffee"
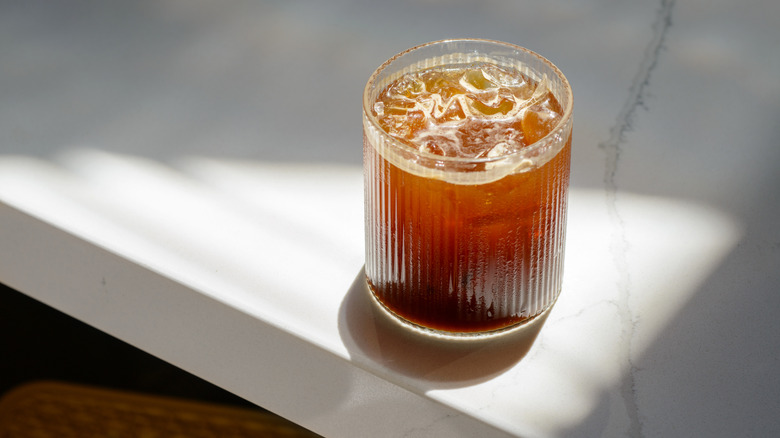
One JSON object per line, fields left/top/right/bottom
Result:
{"left": 363, "top": 39, "right": 573, "bottom": 337}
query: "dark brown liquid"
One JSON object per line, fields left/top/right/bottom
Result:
{"left": 365, "top": 64, "right": 571, "bottom": 333}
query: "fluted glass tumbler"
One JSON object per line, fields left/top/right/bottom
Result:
{"left": 363, "top": 39, "right": 573, "bottom": 338}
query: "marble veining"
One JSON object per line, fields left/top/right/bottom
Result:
{"left": 598, "top": 1, "right": 676, "bottom": 436}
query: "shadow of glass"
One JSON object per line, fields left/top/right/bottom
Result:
{"left": 338, "top": 267, "right": 551, "bottom": 388}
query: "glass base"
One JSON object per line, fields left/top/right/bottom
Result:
{"left": 366, "top": 279, "right": 557, "bottom": 341}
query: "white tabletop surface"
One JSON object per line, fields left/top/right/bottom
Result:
{"left": 2, "top": 1, "right": 779, "bottom": 437}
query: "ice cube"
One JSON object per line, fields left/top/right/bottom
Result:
{"left": 459, "top": 68, "right": 497, "bottom": 92}
{"left": 424, "top": 72, "right": 463, "bottom": 99}
{"left": 392, "top": 74, "right": 425, "bottom": 97}
{"left": 480, "top": 64, "right": 525, "bottom": 88}
{"left": 521, "top": 100, "right": 561, "bottom": 144}
{"left": 465, "top": 95, "right": 516, "bottom": 117}
{"left": 431, "top": 94, "right": 470, "bottom": 121}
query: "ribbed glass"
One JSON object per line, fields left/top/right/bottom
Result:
{"left": 363, "top": 39, "right": 573, "bottom": 337}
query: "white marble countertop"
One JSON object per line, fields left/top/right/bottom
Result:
{"left": 1, "top": 1, "right": 779, "bottom": 437}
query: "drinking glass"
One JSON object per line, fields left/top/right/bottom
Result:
{"left": 363, "top": 39, "right": 573, "bottom": 338}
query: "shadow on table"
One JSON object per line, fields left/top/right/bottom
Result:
{"left": 338, "top": 267, "right": 550, "bottom": 389}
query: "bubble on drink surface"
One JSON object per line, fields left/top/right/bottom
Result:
{"left": 373, "top": 101, "right": 385, "bottom": 116}
{"left": 487, "top": 142, "right": 509, "bottom": 158}
{"left": 374, "top": 62, "right": 562, "bottom": 160}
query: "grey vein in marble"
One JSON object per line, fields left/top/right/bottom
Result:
{"left": 597, "top": 0, "right": 675, "bottom": 436}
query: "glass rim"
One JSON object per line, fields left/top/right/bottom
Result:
{"left": 362, "top": 38, "right": 573, "bottom": 165}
